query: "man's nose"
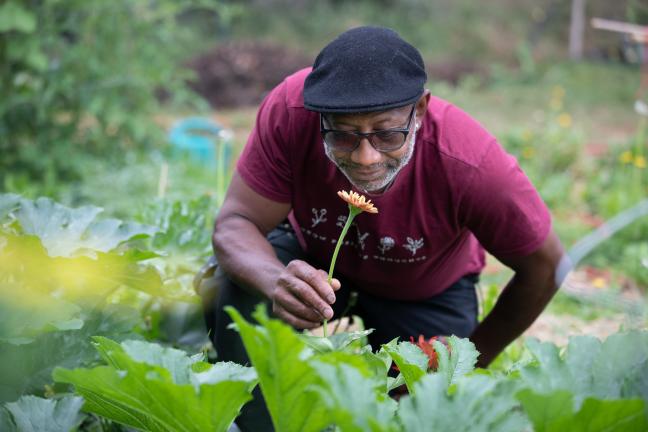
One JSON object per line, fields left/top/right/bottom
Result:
{"left": 350, "top": 138, "right": 382, "bottom": 165}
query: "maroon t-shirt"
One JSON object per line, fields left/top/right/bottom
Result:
{"left": 237, "top": 68, "right": 551, "bottom": 300}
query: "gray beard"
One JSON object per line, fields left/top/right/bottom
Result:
{"left": 324, "top": 131, "right": 417, "bottom": 193}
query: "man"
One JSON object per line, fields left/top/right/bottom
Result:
{"left": 197, "top": 26, "right": 564, "bottom": 431}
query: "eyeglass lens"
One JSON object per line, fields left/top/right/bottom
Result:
{"left": 324, "top": 130, "right": 406, "bottom": 152}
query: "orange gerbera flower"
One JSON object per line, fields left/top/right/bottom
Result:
{"left": 337, "top": 190, "right": 379, "bottom": 214}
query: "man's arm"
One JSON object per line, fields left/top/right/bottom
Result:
{"left": 213, "top": 172, "right": 337, "bottom": 329}
{"left": 469, "top": 229, "right": 564, "bottom": 367}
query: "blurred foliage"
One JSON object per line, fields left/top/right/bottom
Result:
{"left": 0, "top": 0, "right": 224, "bottom": 192}
{"left": 582, "top": 119, "right": 647, "bottom": 287}
{"left": 0, "top": 193, "right": 215, "bottom": 405}
{"left": 222, "top": 0, "right": 647, "bottom": 63}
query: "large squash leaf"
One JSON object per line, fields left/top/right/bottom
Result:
{"left": 0, "top": 304, "right": 140, "bottom": 403}
{"left": 398, "top": 373, "right": 528, "bottom": 432}
{"left": 520, "top": 332, "right": 648, "bottom": 408}
{"left": 226, "top": 305, "right": 330, "bottom": 432}
{"left": 54, "top": 337, "right": 256, "bottom": 432}
{"left": 2, "top": 395, "right": 83, "bottom": 432}
{"left": 310, "top": 352, "right": 398, "bottom": 432}
{"left": 1, "top": 230, "right": 165, "bottom": 299}
{"left": 7, "top": 196, "right": 156, "bottom": 258}
{"left": 517, "top": 389, "right": 648, "bottom": 432}
{"left": 0, "top": 281, "right": 82, "bottom": 344}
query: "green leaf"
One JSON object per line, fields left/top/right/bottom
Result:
{"left": 398, "top": 374, "right": 528, "bottom": 432}
{"left": 0, "top": 406, "right": 15, "bottom": 431}
{"left": 193, "top": 361, "right": 258, "bottom": 386}
{"left": 299, "top": 329, "right": 373, "bottom": 353}
{"left": 54, "top": 338, "right": 256, "bottom": 432}
{"left": 0, "top": 304, "right": 140, "bottom": 403}
{"left": 4, "top": 395, "right": 84, "bottom": 432}
{"left": 310, "top": 353, "right": 398, "bottom": 432}
{"left": 0, "top": 2, "right": 36, "bottom": 33}
{"left": 135, "top": 197, "right": 214, "bottom": 279}
{"left": 226, "top": 305, "right": 330, "bottom": 432}
{"left": 364, "top": 339, "right": 399, "bottom": 393}
{"left": 328, "top": 329, "right": 374, "bottom": 350}
{"left": 517, "top": 389, "right": 648, "bottom": 432}
{"left": 433, "top": 335, "right": 479, "bottom": 385}
{"left": 12, "top": 197, "right": 156, "bottom": 258}
{"left": 520, "top": 332, "right": 648, "bottom": 406}
{"left": 1, "top": 231, "right": 165, "bottom": 298}
{"left": 299, "top": 333, "right": 334, "bottom": 353}
{"left": 0, "top": 194, "right": 21, "bottom": 223}
{"left": 384, "top": 342, "right": 428, "bottom": 393}
{"left": 93, "top": 337, "right": 198, "bottom": 384}
{"left": 0, "top": 282, "right": 83, "bottom": 344}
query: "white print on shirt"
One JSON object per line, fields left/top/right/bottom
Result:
{"left": 354, "top": 225, "right": 369, "bottom": 251}
{"left": 301, "top": 216, "right": 428, "bottom": 264}
{"left": 378, "top": 237, "right": 395, "bottom": 254}
{"left": 311, "top": 208, "right": 328, "bottom": 228}
{"left": 404, "top": 237, "right": 424, "bottom": 256}
{"left": 336, "top": 215, "right": 347, "bottom": 228}
{"left": 373, "top": 254, "right": 428, "bottom": 263}
{"left": 300, "top": 227, "right": 327, "bottom": 242}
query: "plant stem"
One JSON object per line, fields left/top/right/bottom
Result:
{"left": 323, "top": 207, "right": 358, "bottom": 338}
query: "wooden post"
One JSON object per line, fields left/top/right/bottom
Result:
{"left": 569, "top": 0, "right": 586, "bottom": 60}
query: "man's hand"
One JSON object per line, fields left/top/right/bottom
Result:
{"left": 272, "top": 260, "right": 340, "bottom": 329}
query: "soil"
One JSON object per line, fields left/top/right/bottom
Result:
{"left": 186, "top": 41, "right": 312, "bottom": 109}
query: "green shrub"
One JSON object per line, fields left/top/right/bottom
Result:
{"left": 0, "top": 0, "right": 218, "bottom": 190}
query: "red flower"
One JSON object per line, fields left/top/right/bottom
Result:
{"left": 411, "top": 335, "right": 440, "bottom": 371}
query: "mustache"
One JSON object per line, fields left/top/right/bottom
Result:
{"left": 336, "top": 161, "right": 392, "bottom": 170}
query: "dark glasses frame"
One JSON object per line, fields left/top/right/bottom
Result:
{"left": 320, "top": 104, "right": 416, "bottom": 153}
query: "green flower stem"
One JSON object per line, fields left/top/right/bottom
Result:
{"left": 323, "top": 205, "right": 361, "bottom": 338}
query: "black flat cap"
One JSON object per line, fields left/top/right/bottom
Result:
{"left": 303, "top": 26, "right": 427, "bottom": 113}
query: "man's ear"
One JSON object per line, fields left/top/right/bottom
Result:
{"left": 416, "top": 90, "right": 431, "bottom": 119}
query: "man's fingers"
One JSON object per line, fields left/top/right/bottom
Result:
{"left": 289, "top": 262, "right": 336, "bottom": 304}
{"left": 273, "top": 304, "right": 321, "bottom": 330}
{"left": 330, "top": 277, "right": 341, "bottom": 291}
{"left": 276, "top": 270, "right": 334, "bottom": 320}
{"left": 274, "top": 289, "right": 324, "bottom": 322}
{"left": 316, "top": 269, "right": 341, "bottom": 291}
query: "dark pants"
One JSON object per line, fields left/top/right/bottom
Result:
{"left": 197, "top": 223, "right": 479, "bottom": 432}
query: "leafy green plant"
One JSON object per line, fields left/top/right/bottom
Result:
{"left": 225, "top": 305, "right": 648, "bottom": 432}
{"left": 227, "top": 306, "right": 331, "bottom": 432}
{"left": 0, "top": 194, "right": 163, "bottom": 403}
{"left": 54, "top": 337, "right": 257, "bottom": 432}
{"left": 398, "top": 374, "right": 528, "bottom": 432}
{"left": 1, "top": 395, "right": 84, "bottom": 432}
{"left": 2, "top": 192, "right": 647, "bottom": 431}
{"left": 517, "top": 390, "right": 647, "bottom": 432}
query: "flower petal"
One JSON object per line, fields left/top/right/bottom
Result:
{"left": 337, "top": 190, "right": 379, "bottom": 214}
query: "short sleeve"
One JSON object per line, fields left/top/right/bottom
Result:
{"left": 459, "top": 140, "right": 552, "bottom": 258}
{"left": 236, "top": 80, "right": 293, "bottom": 203}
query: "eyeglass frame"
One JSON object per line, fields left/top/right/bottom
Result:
{"left": 320, "top": 104, "right": 416, "bottom": 153}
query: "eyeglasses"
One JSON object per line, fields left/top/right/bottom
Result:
{"left": 320, "top": 104, "right": 416, "bottom": 153}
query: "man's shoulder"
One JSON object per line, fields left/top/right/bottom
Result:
{"left": 282, "top": 67, "right": 311, "bottom": 109}
{"left": 257, "top": 68, "right": 313, "bottom": 125}
{"left": 425, "top": 96, "right": 497, "bottom": 169}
